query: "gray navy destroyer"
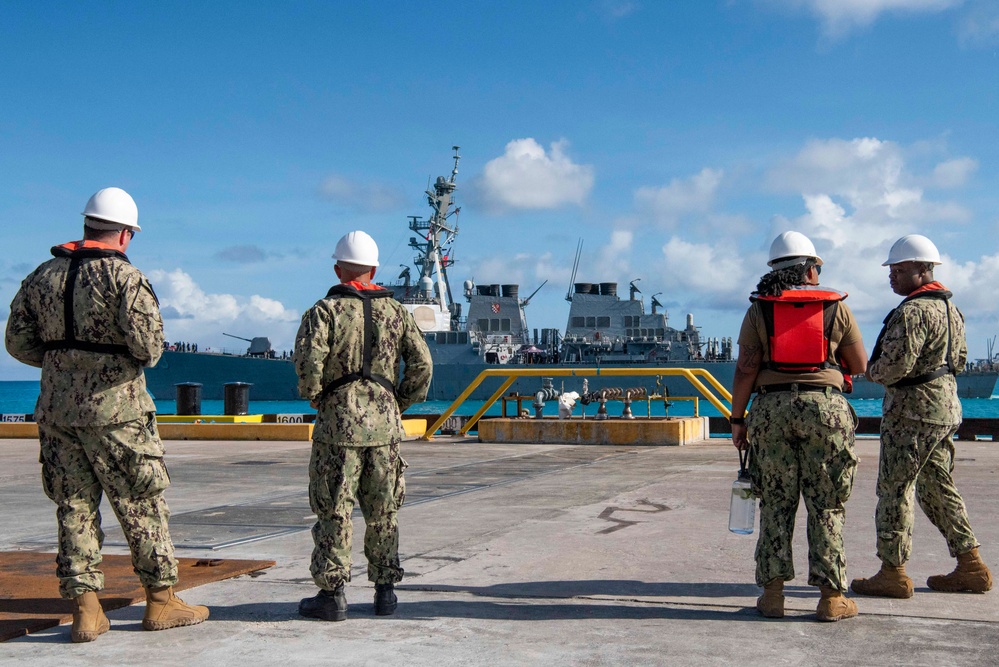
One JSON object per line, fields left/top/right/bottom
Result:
{"left": 144, "top": 148, "right": 999, "bottom": 404}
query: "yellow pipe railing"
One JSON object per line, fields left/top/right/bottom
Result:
{"left": 420, "top": 367, "right": 733, "bottom": 440}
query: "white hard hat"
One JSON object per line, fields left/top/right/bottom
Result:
{"left": 768, "top": 231, "right": 822, "bottom": 268}
{"left": 82, "top": 187, "right": 140, "bottom": 231}
{"left": 333, "top": 230, "right": 379, "bottom": 267}
{"left": 883, "top": 234, "right": 942, "bottom": 266}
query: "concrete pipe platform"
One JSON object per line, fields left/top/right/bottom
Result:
{"left": 477, "top": 416, "right": 709, "bottom": 446}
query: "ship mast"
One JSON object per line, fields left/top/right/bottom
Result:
{"left": 408, "top": 146, "right": 461, "bottom": 320}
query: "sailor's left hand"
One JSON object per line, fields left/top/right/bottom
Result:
{"left": 731, "top": 423, "right": 749, "bottom": 451}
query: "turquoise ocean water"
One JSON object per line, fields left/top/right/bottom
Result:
{"left": 2, "top": 380, "right": 998, "bottom": 419}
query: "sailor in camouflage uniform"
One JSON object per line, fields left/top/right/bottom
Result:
{"left": 4, "top": 187, "right": 208, "bottom": 643}
{"left": 852, "top": 235, "right": 992, "bottom": 598}
{"left": 294, "top": 230, "right": 432, "bottom": 621}
{"left": 730, "top": 232, "right": 868, "bottom": 622}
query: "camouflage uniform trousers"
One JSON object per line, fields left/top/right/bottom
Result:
{"left": 38, "top": 415, "right": 178, "bottom": 599}
{"left": 747, "top": 389, "right": 858, "bottom": 590}
{"left": 308, "top": 440, "right": 407, "bottom": 590}
{"left": 875, "top": 415, "right": 978, "bottom": 566}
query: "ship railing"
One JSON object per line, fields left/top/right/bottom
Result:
{"left": 420, "top": 367, "right": 733, "bottom": 440}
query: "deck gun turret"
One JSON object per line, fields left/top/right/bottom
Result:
{"left": 223, "top": 333, "right": 274, "bottom": 357}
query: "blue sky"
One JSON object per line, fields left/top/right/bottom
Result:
{"left": 3, "top": 0, "right": 999, "bottom": 380}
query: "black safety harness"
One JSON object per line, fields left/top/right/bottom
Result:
{"left": 41, "top": 245, "right": 135, "bottom": 356}
{"left": 317, "top": 284, "right": 398, "bottom": 401}
{"left": 870, "top": 289, "right": 958, "bottom": 388}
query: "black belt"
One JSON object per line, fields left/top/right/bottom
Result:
{"left": 757, "top": 383, "right": 840, "bottom": 395}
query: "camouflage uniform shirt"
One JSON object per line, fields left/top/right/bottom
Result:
{"left": 293, "top": 284, "right": 433, "bottom": 446}
{"left": 869, "top": 287, "right": 965, "bottom": 426}
{"left": 5, "top": 241, "right": 163, "bottom": 426}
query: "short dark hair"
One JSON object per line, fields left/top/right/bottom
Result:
{"left": 82, "top": 225, "right": 123, "bottom": 242}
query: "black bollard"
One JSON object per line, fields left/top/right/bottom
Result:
{"left": 223, "top": 382, "right": 252, "bottom": 415}
{"left": 175, "top": 382, "right": 202, "bottom": 416}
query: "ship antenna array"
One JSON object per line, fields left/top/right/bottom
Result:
{"left": 450, "top": 145, "right": 460, "bottom": 183}
{"left": 566, "top": 238, "right": 583, "bottom": 302}
{"left": 406, "top": 146, "right": 463, "bottom": 315}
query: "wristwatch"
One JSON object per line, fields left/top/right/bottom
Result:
{"left": 729, "top": 416, "right": 746, "bottom": 425}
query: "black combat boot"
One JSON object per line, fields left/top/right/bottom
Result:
{"left": 374, "top": 583, "right": 398, "bottom": 616}
{"left": 299, "top": 584, "right": 347, "bottom": 621}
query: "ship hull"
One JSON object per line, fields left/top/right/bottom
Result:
{"left": 143, "top": 350, "right": 999, "bottom": 403}
{"left": 144, "top": 352, "right": 301, "bottom": 401}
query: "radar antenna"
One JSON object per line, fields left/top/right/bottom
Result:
{"left": 397, "top": 265, "right": 412, "bottom": 286}
{"left": 651, "top": 292, "right": 664, "bottom": 315}
{"left": 629, "top": 279, "right": 642, "bottom": 301}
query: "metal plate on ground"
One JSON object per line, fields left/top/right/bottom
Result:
{"left": 170, "top": 506, "right": 317, "bottom": 527}
{"left": 169, "top": 523, "right": 305, "bottom": 549}
{"left": 94, "top": 521, "right": 305, "bottom": 550}
{"left": 0, "top": 553, "right": 275, "bottom": 642}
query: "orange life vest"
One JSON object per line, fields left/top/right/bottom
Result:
{"left": 752, "top": 286, "right": 847, "bottom": 373}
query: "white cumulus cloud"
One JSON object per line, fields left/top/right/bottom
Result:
{"left": 659, "top": 237, "right": 753, "bottom": 307}
{"left": 599, "top": 229, "right": 634, "bottom": 271}
{"left": 147, "top": 268, "right": 301, "bottom": 352}
{"left": 932, "top": 157, "right": 978, "bottom": 188}
{"left": 938, "top": 251, "right": 999, "bottom": 316}
{"left": 767, "top": 137, "right": 970, "bottom": 233}
{"left": 767, "top": 0, "right": 963, "bottom": 37}
{"left": 477, "top": 138, "right": 595, "bottom": 211}
{"left": 764, "top": 136, "right": 981, "bottom": 316}
{"left": 634, "top": 168, "right": 724, "bottom": 229}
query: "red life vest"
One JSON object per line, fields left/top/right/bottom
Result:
{"left": 752, "top": 286, "right": 847, "bottom": 373}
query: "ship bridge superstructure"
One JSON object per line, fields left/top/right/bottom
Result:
{"left": 561, "top": 281, "right": 732, "bottom": 364}
{"left": 463, "top": 283, "right": 531, "bottom": 364}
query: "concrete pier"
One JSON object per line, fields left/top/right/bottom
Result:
{"left": 1, "top": 434, "right": 997, "bottom": 665}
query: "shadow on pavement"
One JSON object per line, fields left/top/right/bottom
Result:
{"left": 400, "top": 579, "right": 822, "bottom": 600}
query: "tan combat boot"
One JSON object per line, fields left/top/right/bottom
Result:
{"left": 927, "top": 547, "right": 993, "bottom": 594}
{"left": 71, "top": 591, "right": 110, "bottom": 642}
{"left": 142, "top": 586, "right": 210, "bottom": 631}
{"left": 816, "top": 586, "right": 858, "bottom": 622}
{"left": 756, "top": 579, "right": 785, "bottom": 618}
{"left": 850, "top": 563, "right": 914, "bottom": 599}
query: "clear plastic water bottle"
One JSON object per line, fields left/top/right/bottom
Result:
{"left": 729, "top": 449, "right": 755, "bottom": 535}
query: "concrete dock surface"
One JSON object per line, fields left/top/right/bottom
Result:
{"left": 1, "top": 433, "right": 997, "bottom": 666}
